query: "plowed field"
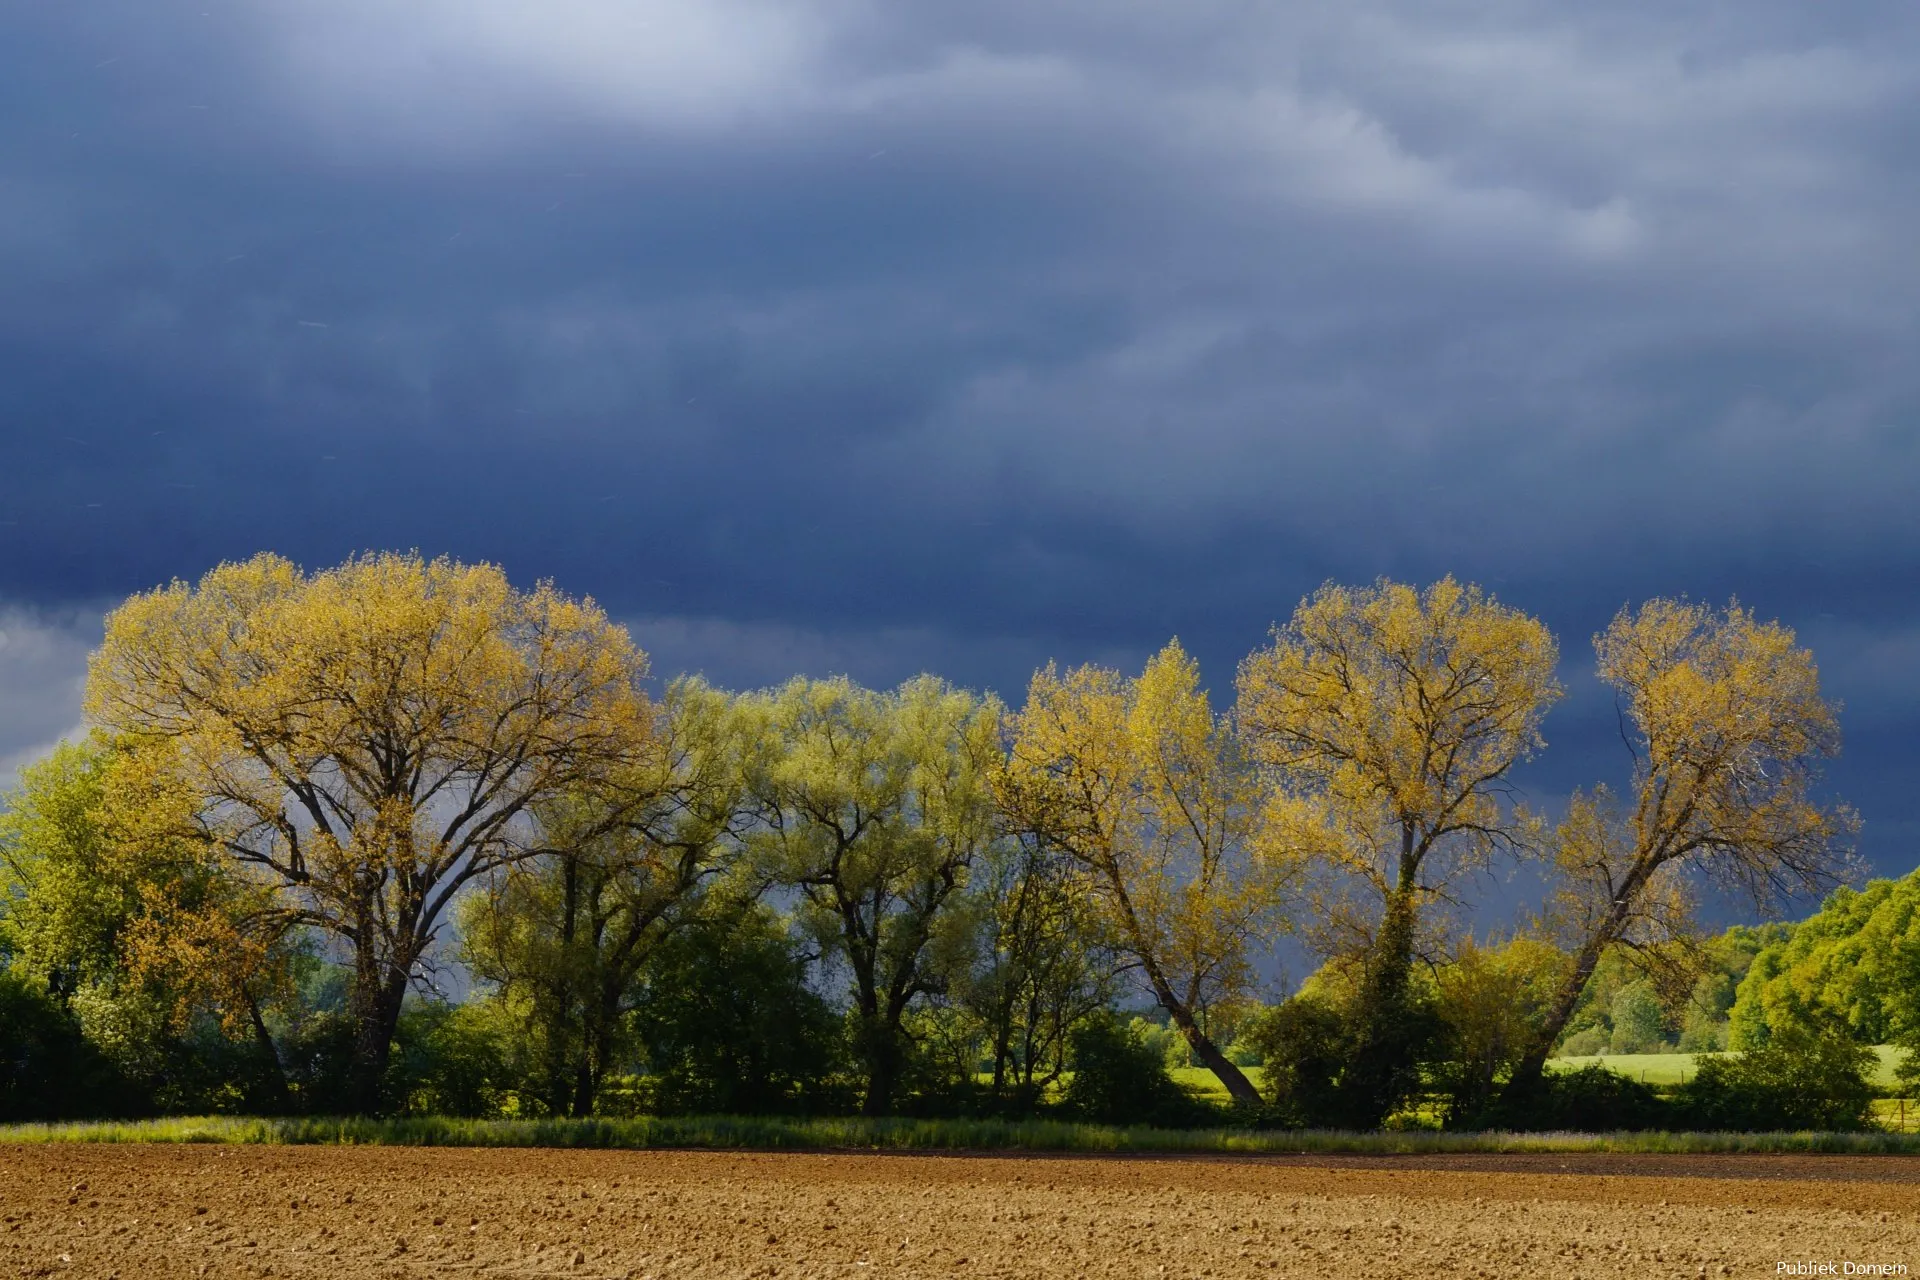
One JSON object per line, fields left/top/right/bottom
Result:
{"left": 3, "top": 1145, "right": 1917, "bottom": 1278}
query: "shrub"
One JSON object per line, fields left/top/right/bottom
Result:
{"left": 1471, "top": 1063, "right": 1668, "bottom": 1132}
{"left": 1608, "top": 982, "right": 1669, "bottom": 1055}
{"left": 1430, "top": 938, "right": 1566, "bottom": 1125}
{"left": 1243, "top": 996, "right": 1346, "bottom": 1127}
{"left": 387, "top": 1000, "right": 516, "bottom": 1118}
{"left": 0, "top": 972, "right": 142, "bottom": 1121}
{"left": 1061, "top": 1012, "right": 1215, "bottom": 1128}
{"left": 1557, "top": 1026, "right": 1608, "bottom": 1057}
{"left": 629, "top": 908, "right": 849, "bottom": 1116}
{"left": 1673, "top": 1025, "right": 1876, "bottom": 1132}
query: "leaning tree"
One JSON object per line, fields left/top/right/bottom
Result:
{"left": 1505, "top": 599, "right": 1857, "bottom": 1099}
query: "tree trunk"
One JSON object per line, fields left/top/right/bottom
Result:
{"left": 1504, "top": 907, "right": 1634, "bottom": 1102}
{"left": 1143, "top": 971, "right": 1263, "bottom": 1109}
{"left": 347, "top": 959, "right": 408, "bottom": 1115}
{"left": 571, "top": 980, "right": 623, "bottom": 1118}
{"left": 1109, "top": 873, "right": 1264, "bottom": 1109}
{"left": 1336, "top": 887, "right": 1426, "bottom": 1129}
{"left": 244, "top": 991, "right": 294, "bottom": 1114}
{"left": 1502, "top": 857, "right": 1655, "bottom": 1107}
{"left": 856, "top": 1012, "right": 899, "bottom": 1117}
{"left": 1174, "top": 1012, "right": 1264, "bottom": 1109}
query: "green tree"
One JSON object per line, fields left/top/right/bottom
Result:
{"left": 0, "top": 971, "right": 140, "bottom": 1121}
{"left": 746, "top": 675, "right": 1002, "bottom": 1116}
{"left": 949, "top": 835, "right": 1116, "bottom": 1113}
{"left": 1430, "top": 937, "right": 1566, "bottom": 1124}
{"left": 1243, "top": 993, "right": 1347, "bottom": 1127}
{"left": 1061, "top": 1010, "right": 1211, "bottom": 1128}
{"left": 0, "top": 736, "right": 294, "bottom": 1109}
{"left": 628, "top": 902, "right": 846, "bottom": 1115}
{"left": 1237, "top": 578, "right": 1561, "bottom": 1127}
{"left": 1728, "top": 872, "right": 1920, "bottom": 1091}
{"left": 458, "top": 677, "right": 753, "bottom": 1116}
{"left": 1675, "top": 1022, "right": 1876, "bottom": 1131}
{"left": 1608, "top": 981, "right": 1667, "bottom": 1054}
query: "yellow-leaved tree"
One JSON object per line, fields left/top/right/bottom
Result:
{"left": 1506, "top": 599, "right": 1858, "bottom": 1096}
{"left": 1236, "top": 578, "right": 1561, "bottom": 1126}
{"left": 85, "top": 552, "right": 656, "bottom": 1112}
{"left": 997, "top": 640, "right": 1293, "bottom": 1109}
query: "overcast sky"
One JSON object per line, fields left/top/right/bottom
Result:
{"left": 3, "top": 1, "right": 1917, "bottom": 898}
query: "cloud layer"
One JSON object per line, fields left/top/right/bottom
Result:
{"left": 2, "top": 0, "right": 1917, "bottom": 880}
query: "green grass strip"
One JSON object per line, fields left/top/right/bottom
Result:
{"left": 5, "top": 1114, "right": 1920, "bottom": 1155}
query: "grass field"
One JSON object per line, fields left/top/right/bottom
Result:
{"left": 1168, "top": 1047, "right": 1912, "bottom": 1098}
{"left": 7, "top": 1112, "right": 1920, "bottom": 1154}
{"left": 1550, "top": 1045, "right": 1910, "bottom": 1089}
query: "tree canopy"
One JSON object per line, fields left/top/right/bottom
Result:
{"left": 83, "top": 551, "right": 657, "bottom": 1110}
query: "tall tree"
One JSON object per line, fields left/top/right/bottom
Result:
{"left": 1237, "top": 577, "right": 1560, "bottom": 1126}
{"left": 1508, "top": 599, "right": 1857, "bottom": 1094}
{"left": 998, "top": 640, "right": 1289, "bottom": 1109}
{"left": 746, "top": 675, "right": 1002, "bottom": 1117}
{"left": 85, "top": 552, "right": 655, "bottom": 1112}
{"left": 459, "top": 677, "right": 753, "bottom": 1116}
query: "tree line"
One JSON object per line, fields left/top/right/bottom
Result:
{"left": 0, "top": 552, "right": 1863, "bottom": 1127}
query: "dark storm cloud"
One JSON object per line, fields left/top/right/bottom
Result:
{"left": 3, "top": 0, "right": 1919, "bottom": 882}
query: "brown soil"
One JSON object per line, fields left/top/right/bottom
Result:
{"left": 3, "top": 1145, "right": 1918, "bottom": 1278}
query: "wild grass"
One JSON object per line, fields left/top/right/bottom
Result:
{"left": 1547, "top": 1045, "right": 1910, "bottom": 1090}
{"left": 7, "top": 1113, "right": 1920, "bottom": 1155}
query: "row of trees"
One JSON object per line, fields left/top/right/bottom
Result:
{"left": 0, "top": 553, "right": 1860, "bottom": 1124}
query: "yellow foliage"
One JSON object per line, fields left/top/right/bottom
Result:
{"left": 1518, "top": 599, "right": 1858, "bottom": 1078}
{"left": 83, "top": 552, "right": 657, "bottom": 1081}
{"left": 1236, "top": 577, "right": 1561, "bottom": 953}
{"left": 999, "top": 641, "right": 1292, "bottom": 1063}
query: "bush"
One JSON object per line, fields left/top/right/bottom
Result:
{"left": 1673, "top": 1026, "right": 1876, "bottom": 1132}
{"left": 1608, "top": 982, "right": 1669, "bottom": 1055}
{"left": 387, "top": 1000, "right": 516, "bottom": 1118}
{"left": 1476, "top": 1063, "right": 1669, "bottom": 1132}
{"left": 1243, "top": 996, "right": 1346, "bottom": 1127}
{"left": 1061, "top": 1012, "right": 1216, "bottom": 1128}
{"left": 0, "top": 972, "right": 142, "bottom": 1121}
{"left": 1557, "top": 1026, "right": 1608, "bottom": 1057}
{"left": 629, "top": 908, "right": 849, "bottom": 1116}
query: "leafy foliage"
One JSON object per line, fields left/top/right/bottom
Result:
{"left": 1673, "top": 1025, "right": 1877, "bottom": 1132}
{"left": 1516, "top": 600, "right": 1857, "bottom": 1099}
{"left": 998, "top": 640, "right": 1290, "bottom": 1109}
{"left": 0, "top": 563, "right": 1889, "bottom": 1135}
{"left": 1243, "top": 994, "right": 1347, "bottom": 1127}
{"left": 745, "top": 675, "right": 1002, "bottom": 1116}
{"left": 1430, "top": 937, "right": 1566, "bottom": 1124}
{"left": 1729, "top": 873, "right": 1920, "bottom": 1070}
{"left": 626, "top": 905, "right": 848, "bottom": 1116}
{"left": 1483, "top": 1064, "right": 1669, "bottom": 1132}
{"left": 1061, "top": 1011, "right": 1216, "bottom": 1128}
{"left": 1238, "top": 578, "right": 1561, "bottom": 1126}
{"left": 85, "top": 551, "right": 657, "bottom": 1111}
{"left": 0, "top": 971, "right": 141, "bottom": 1122}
